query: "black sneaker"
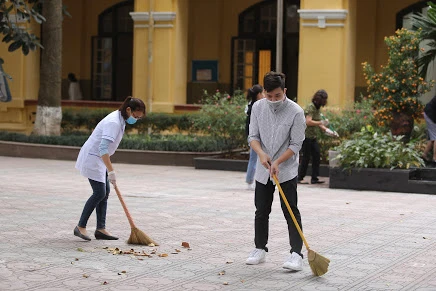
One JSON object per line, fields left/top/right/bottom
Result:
{"left": 311, "top": 179, "right": 325, "bottom": 184}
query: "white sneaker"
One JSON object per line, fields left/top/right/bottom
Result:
{"left": 246, "top": 248, "right": 266, "bottom": 265}
{"left": 246, "top": 183, "right": 256, "bottom": 190}
{"left": 283, "top": 252, "right": 303, "bottom": 271}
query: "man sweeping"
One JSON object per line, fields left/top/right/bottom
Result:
{"left": 246, "top": 71, "right": 307, "bottom": 271}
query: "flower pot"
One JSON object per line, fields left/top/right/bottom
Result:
{"left": 390, "top": 112, "right": 414, "bottom": 142}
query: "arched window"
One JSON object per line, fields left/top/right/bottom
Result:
{"left": 232, "top": 0, "right": 300, "bottom": 99}
{"left": 396, "top": 1, "right": 429, "bottom": 30}
{"left": 92, "top": 0, "right": 134, "bottom": 101}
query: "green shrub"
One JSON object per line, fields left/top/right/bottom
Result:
{"left": 191, "top": 90, "right": 247, "bottom": 152}
{"left": 315, "top": 98, "right": 378, "bottom": 163}
{"left": 61, "top": 108, "right": 196, "bottom": 135}
{"left": 334, "top": 125, "right": 424, "bottom": 169}
{"left": 0, "top": 131, "right": 228, "bottom": 152}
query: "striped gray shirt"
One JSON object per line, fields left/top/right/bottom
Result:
{"left": 248, "top": 98, "right": 306, "bottom": 184}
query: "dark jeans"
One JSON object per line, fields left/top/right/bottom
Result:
{"left": 254, "top": 178, "right": 303, "bottom": 256}
{"left": 298, "top": 137, "right": 320, "bottom": 182}
{"left": 78, "top": 174, "right": 110, "bottom": 229}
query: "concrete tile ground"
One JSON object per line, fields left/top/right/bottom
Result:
{"left": 1, "top": 156, "right": 436, "bottom": 291}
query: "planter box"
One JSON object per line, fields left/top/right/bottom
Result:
{"left": 0, "top": 141, "right": 220, "bottom": 167}
{"left": 194, "top": 154, "right": 329, "bottom": 176}
{"left": 329, "top": 167, "right": 436, "bottom": 194}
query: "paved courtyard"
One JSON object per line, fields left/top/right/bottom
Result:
{"left": 1, "top": 156, "right": 436, "bottom": 291}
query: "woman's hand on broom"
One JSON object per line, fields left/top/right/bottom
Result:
{"left": 108, "top": 171, "right": 117, "bottom": 186}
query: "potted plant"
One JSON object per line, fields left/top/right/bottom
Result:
{"left": 362, "top": 28, "right": 434, "bottom": 141}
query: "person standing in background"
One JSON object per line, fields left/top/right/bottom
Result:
{"left": 245, "top": 84, "right": 265, "bottom": 190}
{"left": 298, "top": 89, "right": 337, "bottom": 184}
{"left": 68, "top": 73, "right": 83, "bottom": 101}
{"left": 423, "top": 95, "right": 436, "bottom": 164}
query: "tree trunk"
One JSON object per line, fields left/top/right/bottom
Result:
{"left": 32, "top": 0, "right": 63, "bottom": 136}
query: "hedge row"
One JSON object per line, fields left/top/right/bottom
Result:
{"left": 0, "top": 132, "right": 228, "bottom": 152}
{"left": 61, "top": 108, "right": 196, "bottom": 134}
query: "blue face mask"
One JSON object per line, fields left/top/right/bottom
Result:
{"left": 126, "top": 116, "right": 137, "bottom": 125}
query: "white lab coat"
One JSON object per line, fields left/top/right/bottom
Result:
{"left": 75, "top": 110, "right": 126, "bottom": 183}
{"left": 68, "top": 82, "right": 83, "bottom": 100}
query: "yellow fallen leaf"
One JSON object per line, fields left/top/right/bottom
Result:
{"left": 77, "top": 248, "right": 84, "bottom": 252}
{"left": 223, "top": 282, "right": 229, "bottom": 285}
{"left": 83, "top": 274, "right": 89, "bottom": 278}
{"left": 158, "top": 253, "right": 168, "bottom": 257}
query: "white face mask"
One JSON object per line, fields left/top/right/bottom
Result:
{"left": 266, "top": 98, "right": 284, "bottom": 111}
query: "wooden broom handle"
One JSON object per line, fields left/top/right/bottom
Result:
{"left": 272, "top": 174, "right": 311, "bottom": 251}
{"left": 114, "top": 185, "right": 137, "bottom": 229}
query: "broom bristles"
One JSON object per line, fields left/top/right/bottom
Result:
{"left": 307, "top": 249, "right": 330, "bottom": 276}
{"left": 127, "top": 227, "right": 158, "bottom": 246}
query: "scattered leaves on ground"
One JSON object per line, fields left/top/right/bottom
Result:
{"left": 158, "top": 253, "right": 168, "bottom": 257}
{"left": 182, "top": 242, "right": 190, "bottom": 248}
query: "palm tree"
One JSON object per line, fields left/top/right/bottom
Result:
{"left": 32, "top": 0, "right": 63, "bottom": 136}
{"left": 411, "top": 1, "right": 436, "bottom": 79}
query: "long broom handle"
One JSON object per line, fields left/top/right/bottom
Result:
{"left": 272, "top": 174, "right": 311, "bottom": 251}
{"left": 114, "top": 185, "right": 137, "bottom": 229}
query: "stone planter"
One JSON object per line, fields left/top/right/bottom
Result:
{"left": 329, "top": 167, "right": 436, "bottom": 194}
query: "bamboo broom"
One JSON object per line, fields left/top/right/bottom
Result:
{"left": 114, "top": 185, "right": 158, "bottom": 246}
{"left": 272, "top": 174, "right": 330, "bottom": 276}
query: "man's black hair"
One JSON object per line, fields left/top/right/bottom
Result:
{"left": 263, "top": 71, "right": 286, "bottom": 92}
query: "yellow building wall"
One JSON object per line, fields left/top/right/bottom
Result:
{"left": 188, "top": 0, "right": 259, "bottom": 87}
{"left": 62, "top": 0, "right": 84, "bottom": 80}
{"left": 355, "top": 0, "right": 419, "bottom": 90}
{"left": 298, "top": 0, "right": 356, "bottom": 108}
{"left": 0, "top": 16, "right": 40, "bottom": 132}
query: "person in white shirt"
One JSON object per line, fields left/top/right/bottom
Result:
{"left": 74, "top": 97, "right": 145, "bottom": 241}
{"left": 68, "top": 73, "right": 83, "bottom": 101}
{"left": 246, "top": 71, "right": 307, "bottom": 271}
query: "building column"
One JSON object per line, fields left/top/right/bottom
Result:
{"left": 131, "top": 0, "right": 188, "bottom": 113}
{"left": 297, "top": 0, "right": 357, "bottom": 108}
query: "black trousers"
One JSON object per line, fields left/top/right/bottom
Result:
{"left": 254, "top": 178, "right": 303, "bottom": 256}
{"left": 298, "top": 137, "right": 320, "bottom": 182}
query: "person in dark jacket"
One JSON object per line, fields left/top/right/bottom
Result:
{"left": 245, "top": 84, "right": 265, "bottom": 190}
{"left": 423, "top": 95, "right": 436, "bottom": 163}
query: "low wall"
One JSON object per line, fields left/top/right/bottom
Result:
{"left": 0, "top": 141, "right": 220, "bottom": 167}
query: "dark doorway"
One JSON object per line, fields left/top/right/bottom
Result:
{"left": 92, "top": 0, "right": 133, "bottom": 101}
{"left": 231, "top": 0, "right": 300, "bottom": 100}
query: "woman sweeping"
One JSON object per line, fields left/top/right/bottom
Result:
{"left": 74, "top": 97, "right": 146, "bottom": 241}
